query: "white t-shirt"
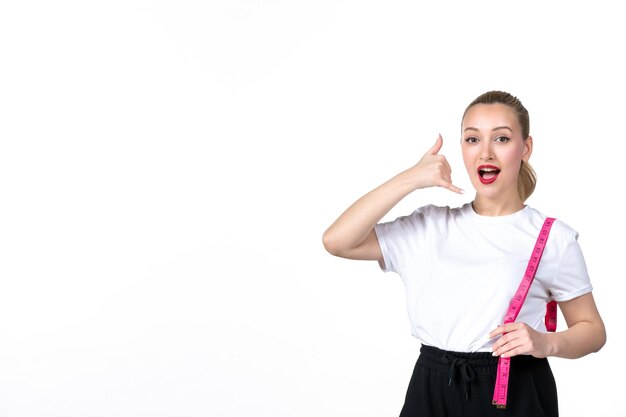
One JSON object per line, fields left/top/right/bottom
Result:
{"left": 374, "top": 203, "right": 593, "bottom": 352}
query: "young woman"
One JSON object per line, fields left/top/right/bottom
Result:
{"left": 322, "top": 91, "right": 606, "bottom": 416}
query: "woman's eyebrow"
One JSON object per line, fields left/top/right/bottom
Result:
{"left": 463, "top": 126, "right": 513, "bottom": 133}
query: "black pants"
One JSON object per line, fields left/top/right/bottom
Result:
{"left": 399, "top": 345, "right": 558, "bottom": 417}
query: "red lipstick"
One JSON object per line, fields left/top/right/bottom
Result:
{"left": 478, "top": 164, "right": 500, "bottom": 185}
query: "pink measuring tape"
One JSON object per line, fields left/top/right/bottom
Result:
{"left": 492, "top": 217, "right": 557, "bottom": 409}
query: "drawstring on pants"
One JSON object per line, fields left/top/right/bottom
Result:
{"left": 443, "top": 353, "right": 476, "bottom": 401}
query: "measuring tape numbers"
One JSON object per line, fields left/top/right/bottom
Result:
{"left": 492, "top": 217, "right": 557, "bottom": 409}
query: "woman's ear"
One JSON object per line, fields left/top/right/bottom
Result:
{"left": 523, "top": 136, "right": 533, "bottom": 162}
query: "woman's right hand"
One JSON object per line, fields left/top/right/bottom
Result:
{"left": 409, "top": 134, "right": 463, "bottom": 194}
{"left": 322, "top": 134, "right": 462, "bottom": 260}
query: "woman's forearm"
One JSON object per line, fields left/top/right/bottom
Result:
{"left": 322, "top": 136, "right": 462, "bottom": 258}
{"left": 547, "top": 319, "right": 606, "bottom": 359}
{"left": 322, "top": 168, "right": 418, "bottom": 256}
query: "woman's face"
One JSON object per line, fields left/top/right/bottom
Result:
{"left": 461, "top": 103, "right": 532, "bottom": 201}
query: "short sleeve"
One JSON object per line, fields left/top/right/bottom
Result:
{"left": 374, "top": 223, "right": 394, "bottom": 273}
{"left": 549, "top": 237, "right": 593, "bottom": 302}
{"left": 373, "top": 207, "right": 430, "bottom": 275}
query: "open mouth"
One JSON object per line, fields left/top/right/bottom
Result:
{"left": 478, "top": 165, "right": 500, "bottom": 184}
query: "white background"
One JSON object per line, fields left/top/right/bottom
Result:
{"left": 1, "top": 1, "right": 624, "bottom": 416}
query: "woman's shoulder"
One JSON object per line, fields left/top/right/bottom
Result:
{"left": 393, "top": 203, "right": 472, "bottom": 229}
{"left": 524, "top": 206, "right": 579, "bottom": 243}
{"left": 412, "top": 203, "right": 470, "bottom": 218}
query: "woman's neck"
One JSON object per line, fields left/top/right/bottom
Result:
{"left": 471, "top": 195, "right": 525, "bottom": 217}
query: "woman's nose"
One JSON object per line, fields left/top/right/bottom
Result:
{"left": 480, "top": 142, "right": 494, "bottom": 160}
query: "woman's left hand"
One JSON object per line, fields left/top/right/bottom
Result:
{"left": 489, "top": 322, "right": 554, "bottom": 358}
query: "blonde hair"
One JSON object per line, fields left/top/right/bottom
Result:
{"left": 463, "top": 90, "right": 536, "bottom": 202}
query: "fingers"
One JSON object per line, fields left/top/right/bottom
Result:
{"left": 442, "top": 182, "right": 464, "bottom": 194}
{"left": 417, "top": 134, "right": 464, "bottom": 193}
{"left": 489, "top": 323, "right": 519, "bottom": 338}
{"left": 489, "top": 323, "right": 543, "bottom": 358}
{"left": 439, "top": 162, "right": 464, "bottom": 194}
{"left": 426, "top": 134, "right": 443, "bottom": 156}
{"left": 495, "top": 344, "right": 526, "bottom": 358}
{"left": 429, "top": 146, "right": 464, "bottom": 194}
{"left": 491, "top": 330, "right": 526, "bottom": 358}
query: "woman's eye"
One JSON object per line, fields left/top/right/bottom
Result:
{"left": 495, "top": 136, "right": 510, "bottom": 143}
{"left": 465, "top": 137, "right": 479, "bottom": 143}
